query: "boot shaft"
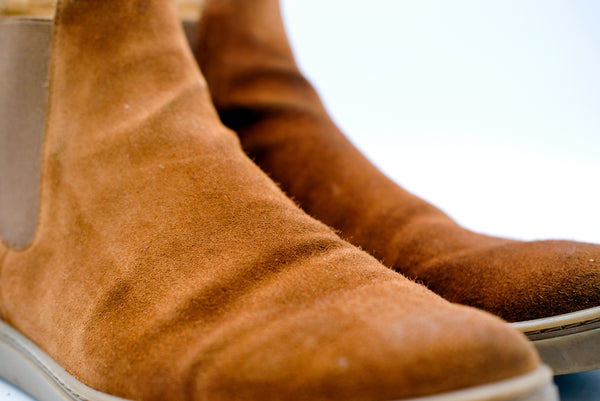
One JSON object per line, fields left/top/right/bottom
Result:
{"left": 0, "top": 2, "right": 202, "bottom": 248}
{"left": 197, "top": 0, "right": 300, "bottom": 111}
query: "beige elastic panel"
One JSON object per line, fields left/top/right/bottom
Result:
{"left": 0, "top": 18, "right": 51, "bottom": 248}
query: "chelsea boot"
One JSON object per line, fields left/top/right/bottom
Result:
{"left": 194, "top": 0, "right": 600, "bottom": 375}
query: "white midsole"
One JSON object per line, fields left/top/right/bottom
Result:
{"left": 512, "top": 305, "right": 600, "bottom": 334}
{"left": 0, "top": 319, "right": 126, "bottom": 401}
{"left": 511, "top": 306, "right": 600, "bottom": 375}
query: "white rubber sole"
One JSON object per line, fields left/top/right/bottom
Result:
{"left": 0, "top": 319, "right": 557, "bottom": 401}
{"left": 513, "top": 305, "right": 600, "bottom": 375}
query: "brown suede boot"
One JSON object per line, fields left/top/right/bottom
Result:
{"left": 0, "top": 1, "right": 557, "bottom": 400}
{"left": 194, "top": 0, "right": 600, "bottom": 375}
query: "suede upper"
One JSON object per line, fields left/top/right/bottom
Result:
{"left": 195, "top": 0, "right": 600, "bottom": 323}
{"left": 0, "top": 0, "right": 540, "bottom": 400}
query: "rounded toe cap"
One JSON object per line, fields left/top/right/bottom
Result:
{"left": 425, "top": 240, "right": 600, "bottom": 322}
{"left": 191, "top": 281, "right": 540, "bottom": 401}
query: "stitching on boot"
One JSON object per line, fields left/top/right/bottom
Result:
{"left": 525, "top": 317, "right": 600, "bottom": 340}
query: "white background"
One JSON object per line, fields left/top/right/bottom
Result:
{"left": 282, "top": 0, "right": 600, "bottom": 245}
{"left": 2, "top": 1, "right": 599, "bottom": 400}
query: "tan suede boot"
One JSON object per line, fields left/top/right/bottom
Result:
{"left": 194, "top": 0, "right": 600, "bottom": 375}
{"left": 0, "top": 1, "right": 558, "bottom": 400}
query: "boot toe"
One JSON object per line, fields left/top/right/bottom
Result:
{"left": 192, "top": 281, "right": 540, "bottom": 401}
{"left": 424, "top": 240, "right": 600, "bottom": 322}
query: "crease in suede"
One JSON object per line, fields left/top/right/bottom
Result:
{"left": 195, "top": 0, "right": 600, "bottom": 323}
{"left": 0, "top": 0, "right": 541, "bottom": 400}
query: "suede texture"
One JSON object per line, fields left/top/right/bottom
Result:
{"left": 195, "top": 0, "right": 600, "bottom": 324}
{"left": 0, "top": 1, "right": 541, "bottom": 400}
